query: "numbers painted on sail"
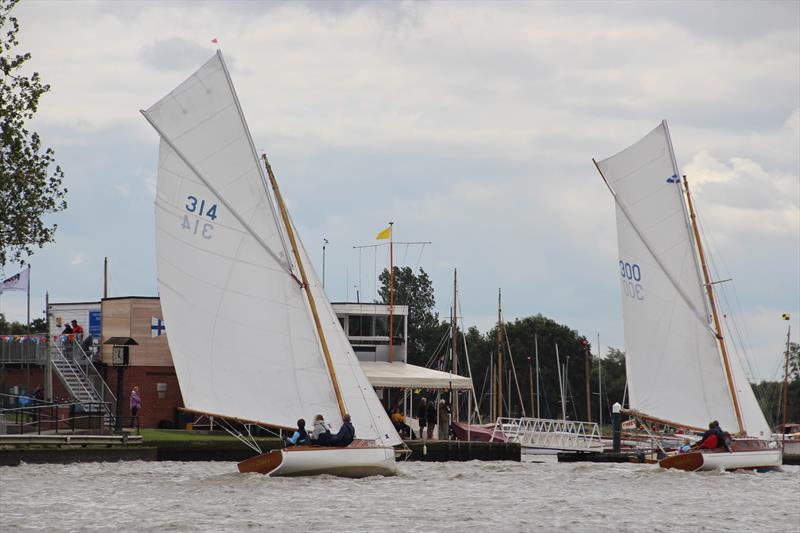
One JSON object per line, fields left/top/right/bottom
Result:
{"left": 182, "top": 195, "right": 216, "bottom": 240}
{"left": 185, "top": 195, "right": 218, "bottom": 220}
{"left": 619, "top": 260, "right": 641, "bottom": 281}
{"left": 619, "top": 260, "right": 643, "bottom": 300}
{"left": 181, "top": 215, "right": 213, "bottom": 239}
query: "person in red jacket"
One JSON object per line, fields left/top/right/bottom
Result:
{"left": 70, "top": 320, "right": 84, "bottom": 340}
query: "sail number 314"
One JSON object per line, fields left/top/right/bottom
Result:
{"left": 619, "top": 260, "right": 644, "bottom": 301}
{"left": 182, "top": 195, "right": 218, "bottom": 239}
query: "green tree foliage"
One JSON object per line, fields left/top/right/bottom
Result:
{"left": 592, "top": 347, "right": 627, "bottom": 415}
{"left": 752, "top": 342, "right": 800, "bottom": 427}
{"left": 466, "top": 314, "right": 595, "bottom": 421}
{"left": 377, "top": 266, "right": 442, "bottom": 365}
{"left": 789, "top": 342, "right": 799, "bottom": 381}
{"left": 0, "top": 312, "right": 44, "bottom": 334}
{"left": 0, "top": 0, "right": 67, "bottom": 266}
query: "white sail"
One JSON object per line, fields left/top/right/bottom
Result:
{"left": 596, "top": 121, "right": 770, "bottom": 437}
{"left": 144, "top": 51, "right": 402, "bottom": 445}
{"left": 295, "top": 225, "right": 403, "bottom": 446}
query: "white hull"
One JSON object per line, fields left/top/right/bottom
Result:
{"left": 660, "top": 447, "right": 782, "bottom": 472}
{"left": 239, "top": 446, "right": 397, "bottom": 478}
{"left": 698, "top": 449, "right": 782, "bottom": 471}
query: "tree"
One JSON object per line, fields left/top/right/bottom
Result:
{"left": 594, "top": 348, "right": 627, "bottom": 415}
{"left": 788, "top": 342, "right": 799, "bottom": 381}
{"left": 0, "top": 312, "right": 26, "bottom": 334}
{"left": 377, "top": 266, "right": 442, "bottom": 365}
{"left": 1, "top": 0, "right": 67, "bottom": 266}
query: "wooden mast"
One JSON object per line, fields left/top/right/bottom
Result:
{"left": 682, "top": 175, "right": 744, "bottom": 435}
{"left": 262, "top": 154, "right": 347, "bottom": 418}
{"left": 451, "top": 268, "right": 459, "bottom": 422}
{"left": 389, "top": 222, "right": 394, "bottom": 363}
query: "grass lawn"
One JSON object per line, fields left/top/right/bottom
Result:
{"left": 140, "top": 428, "right": 280, "bottom": 444}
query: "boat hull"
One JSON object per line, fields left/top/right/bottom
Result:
{"left": 659, "top": 441, "right": 782, "bottom": 472}
{"left": 238, "top": 445, "right": 397, "bottom": 478}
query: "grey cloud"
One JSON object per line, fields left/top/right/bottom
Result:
{"left": 139, "top": 37, "right": 212, "bottom": 71}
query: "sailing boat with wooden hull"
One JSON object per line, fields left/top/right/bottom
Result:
{"left": 594, "top": 121, "right": 781, "bottom": 472}
{"left": 142, "top": 51, "right": 400, "bottom": 477}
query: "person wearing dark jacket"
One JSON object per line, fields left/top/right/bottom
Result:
{"left": 323, "top": 414, "right": 355, "bottom": 447}
{"left": 417, "top": 397, "right": 428, "bottom": 439}
{"left": 693, "top": 420, "right": 730, "bottom": 451}
{"left": 284, "top": 419, "right": 310, "bottom": 446}
{"left": 426, "top": 398, "right": 437, "bottom": 440}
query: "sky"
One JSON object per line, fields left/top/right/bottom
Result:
{"left": 1, "top": 0, "right": 798, "bottom": 381}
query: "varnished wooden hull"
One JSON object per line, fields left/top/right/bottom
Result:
{"left": 237, "top": 445, "right": 397, "bottom": 478}
{"left": 659, "top": 440, "right": 782, "bottom": 472}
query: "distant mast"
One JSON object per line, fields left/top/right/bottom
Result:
{"left": 781, "top": 320, "right": 791, "bottom": 449}
{"left": 496, "top": 288, "right": 504, "bottom": 419}
{"left": 389, "top": 222, "right": 394, "bottom": 363}
{"left": 451, "top": 268, "right": 459, "bottom": 421}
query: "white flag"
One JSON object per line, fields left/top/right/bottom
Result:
{"left": 0, "top": 268, "right": 29, "bottom": 293}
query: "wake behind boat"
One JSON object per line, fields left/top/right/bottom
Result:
{"left": 142, "top": 51, "right": 401, "bottom": 477}
{"left": 593, "top": 122, "right": 781, "bottom": 472}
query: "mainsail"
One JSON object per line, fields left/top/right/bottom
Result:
{"left": 143, "top": 51, "right": 401, "bottom": 446}
{"left": 595, "top": 121, "right": 770, "bottom": 438}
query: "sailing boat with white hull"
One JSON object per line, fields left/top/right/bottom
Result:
{"left": 593, "top": 121, "right": 781, "bottom": 472}
{"left": 142, "top": 51, "right": 400, "bottom": 477}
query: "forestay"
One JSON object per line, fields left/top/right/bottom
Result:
{"left": 143, "top": 51, "right": 401, "bottom": 445}
{"left": 596, "top": 121, "right": 770, "bottom": 437}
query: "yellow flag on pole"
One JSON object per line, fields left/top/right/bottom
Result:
{"left": 376, "top": 226, "right": 392, "bottom": 240}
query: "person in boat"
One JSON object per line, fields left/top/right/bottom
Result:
{"left": 693, "top": 420, "right": 729, "bottom": 452}
{"left": 310, "top": 414, "right": 330, "bottom": 443}
{"left": 321, "top": 414, "right": 355, "bottom": 447}
{"left": 284, "top": 418, "right": 310, "bottom": 447}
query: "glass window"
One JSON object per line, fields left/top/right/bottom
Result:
{"left": 392, "top": 316, "right": 405, "bottom": 339}
{"left": 374, "top": 315, "right": 388, "bottom": 337}
{"left": 348, "top": 315, "right": 361, "bottom": 337}
{"left": 362, "top": 316, "right": 374, "bottom": 337}
{"left": 337, "top": 316, "right": 345, "bottom": 329}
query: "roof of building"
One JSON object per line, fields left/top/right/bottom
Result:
{"left": 359, "top": 361, "right": 473, "bottom": 390}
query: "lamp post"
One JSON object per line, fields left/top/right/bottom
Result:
{"left": 322, "top": 238, "right": 329, "bottom": 289}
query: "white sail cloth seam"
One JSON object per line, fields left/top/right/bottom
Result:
{"left": 142, "top": 114, "right": 290, "bottom": 275}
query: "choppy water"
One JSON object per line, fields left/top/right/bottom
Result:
{"left": 1, "top": 458, "right": 798, "bottom": 532}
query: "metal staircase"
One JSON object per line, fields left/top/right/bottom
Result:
{"left": 50, "top": 340, "right": 116, "bottom": 423}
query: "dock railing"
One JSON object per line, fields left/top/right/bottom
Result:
{"left": 492, "top": 417, "right": 604, "bottom": 453}
{"left": 0, "top": 398, "right": 138, "bottom": 435}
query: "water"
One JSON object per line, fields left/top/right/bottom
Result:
{"left": 1, "top": 458, "right": 798, "bottom": 532}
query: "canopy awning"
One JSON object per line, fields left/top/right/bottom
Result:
{"left": 359, "top": 361, "right": 473, "bottom": 390}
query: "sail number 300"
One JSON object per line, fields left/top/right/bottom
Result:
{"left": 182, "top": 195, "right": 218, "bottom": 239}
{"left": 619, "top": 260, "right": 644, "bottom": 301}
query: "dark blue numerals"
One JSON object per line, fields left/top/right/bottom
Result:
{"left": 186, "top": 196, "right": 218, "bottom": 220}
{"left": 619, "top": 260, "right": 644, "bottom": 300}
{"left": 182, "top": 195, "right": 217, "bottom": 239}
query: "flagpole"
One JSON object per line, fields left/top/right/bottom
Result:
{"left": 389, "top": 221, "right": 394, "bottom": 364}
